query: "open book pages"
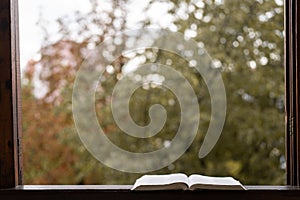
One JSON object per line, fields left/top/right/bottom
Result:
{"left": 131, "top": 173, "right": 188, "bottom": 190}
{"left": 188, "top": 174, "right": 246, "bottom": 190}
{"left": 131, "top": 173, "right": 246, "bottom": 191}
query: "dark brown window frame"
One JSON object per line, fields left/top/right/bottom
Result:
{"left": 286, "top": 0, "right": 300, "bottom": 186}
{"left": 1, "top": 0, "right": 300, "bottom": 199}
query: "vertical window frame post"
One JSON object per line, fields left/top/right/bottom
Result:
{"left": 0, "top": 0, "right": 22, "bottom": 189}
{"left": 286, "top": 0, "right": 300, "bottom": 186}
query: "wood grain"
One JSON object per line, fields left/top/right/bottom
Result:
{"left": 285, "top": 0, "right": 300, "bottom": 186}
{"left": 1, "top": 186, "right": 300, "bottom": 200}
{"left": 0, "top": 0, "right": 22, "bottom": 188}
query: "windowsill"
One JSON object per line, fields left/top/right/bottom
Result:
{"left": 9, "top": 185, "right": 300, "bottom": 190}
{"left": 1, "top": 185, "right": 300, "bottom": 200}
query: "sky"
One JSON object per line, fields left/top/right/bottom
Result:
{"left": 18, "top": 0, "right": 172, "bottom": 73}
{"left": 19, "top": 0, "right": 91, "bottom": 71}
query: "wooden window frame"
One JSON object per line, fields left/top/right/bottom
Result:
{"left": 286, "top": 0, "right": 300, "bottom": 186}
{"left": 1, "top": 0, "right": 300, "bottom": 199}
{"left": 0, "top": 0, "right": 22, "bottom": 189}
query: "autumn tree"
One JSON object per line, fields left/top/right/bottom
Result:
{"left": 22, "top": 0, "right": 285, "bottom": 184}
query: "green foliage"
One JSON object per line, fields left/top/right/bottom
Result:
{"left": 22, "top": 0, "right": 285, "bottom": 185}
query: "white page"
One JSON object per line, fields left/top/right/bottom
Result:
{"left": 188, "top": 174, "right": 241, "bottom": 188}
{"left": 131, "top": 173, "right": 188, "bottom": 190}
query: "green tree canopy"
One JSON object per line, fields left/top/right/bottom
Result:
{"left": 22, "top": 0, "right": 284, "bottom": 184}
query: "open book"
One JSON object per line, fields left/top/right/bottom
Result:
{"left": 131, "top": 173, "right": 246, "bottom": 190}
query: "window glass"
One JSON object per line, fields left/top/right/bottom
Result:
{"left": 20, "top": 0, "right": 284, "bottom": 185}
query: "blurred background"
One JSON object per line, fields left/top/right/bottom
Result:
{"left": 19, "top": 0, "right": 285, "bottom": 185}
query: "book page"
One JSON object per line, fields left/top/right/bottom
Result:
{"left": 188, "top": 174, "right": 245, "bottom": 190}
{"left": 131, "top": 173, "right": 189, "bottom": 190}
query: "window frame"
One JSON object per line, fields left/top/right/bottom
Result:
{"left": 0, "top": 0, "right": 22, "bottom": 188}
{"left": 1, "top": 0, "right": 300, "bottom": 198}
{"left": 285, "top": 0, "right": 300, "bottom": 186}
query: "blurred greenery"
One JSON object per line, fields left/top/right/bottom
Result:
{"left": 22, "top": 0, "right": 285, "bottom": 185}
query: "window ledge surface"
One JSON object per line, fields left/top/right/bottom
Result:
{"left": 0, "top": 185, "right": 300, "bottom": 200}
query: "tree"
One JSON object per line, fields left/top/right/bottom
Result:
{"left": 168, "top": 0, "right": 285, "bottom": 184}
{"left": 22, "top": 0, "right": 284, "bottom": 184}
